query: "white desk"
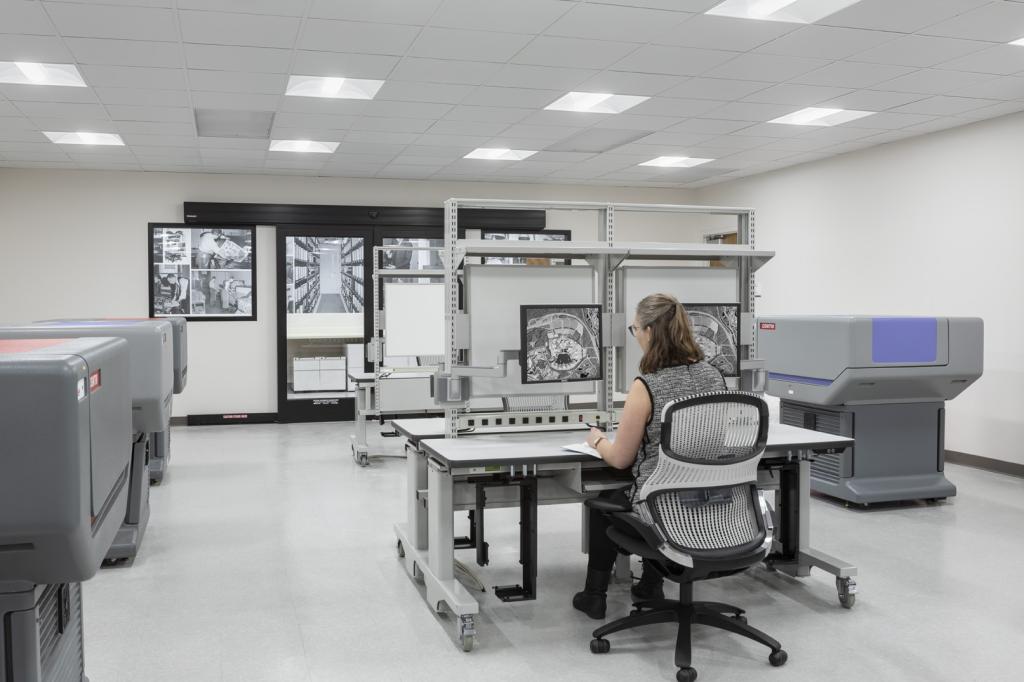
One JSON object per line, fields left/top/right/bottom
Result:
{"left": 391, "top": 418, "right": 857, "bottom": 652}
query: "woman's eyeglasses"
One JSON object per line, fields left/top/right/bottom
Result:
{"left": 627, "top": 324, "right": 637, "bottom": 337}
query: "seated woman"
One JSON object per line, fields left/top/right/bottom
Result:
{"left": 573, "top": 293, "right": 726, "bottom": 619}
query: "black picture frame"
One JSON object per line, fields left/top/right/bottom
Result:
{"left": 480, "top": 228, "right": 572, "bottom": 265}
{"left": 682, "top": 302, "right": 741, "bottom": 378}
{"left": 520, "top": 303, "right": 604, "bottom": 385}
{"left": 148, "top": 223, "right": 257, "bottom": 322}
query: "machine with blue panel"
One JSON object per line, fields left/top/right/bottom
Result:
{"left": 39, "top": 317, "right": 188, "bottom": 484}
{"left": 0, "top": 320, "right": 173, "bottom": 561}
{"left": 757, "top": 316, "right": 983, "bottom": 504}
{"left": 0, "top": 337, "right": 132, "bottom": 682}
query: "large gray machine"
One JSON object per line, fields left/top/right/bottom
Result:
{"left": 758, "top": 316, "right": 983, "bottom": 505}
{"left": 0, "top": 337, "right": 132, "bottom": 682}
{"left": 40, "top": 317, "right": 188, "bottom": 483}
{"left": 0, "top": 320, "right": 173, "bottom": 560}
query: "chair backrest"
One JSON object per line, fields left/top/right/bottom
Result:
{"left": 501, "top": 394, "right": 569, "bottom": 412}
{"left": 636, "top": 391, "right": 769, "bottom": 558}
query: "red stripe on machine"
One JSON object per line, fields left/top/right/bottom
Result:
{"left": 759, "top": 322, "right": 776, "bottom": 331}
{"left": 90, "top": 370, "right": 101, "bottom": 392}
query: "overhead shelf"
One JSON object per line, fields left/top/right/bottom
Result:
{"left": 456, "top": 239, "right": 775, "bottom": 272}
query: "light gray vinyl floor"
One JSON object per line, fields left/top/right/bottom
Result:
{"left": 84, "top": 422, "right": 1024, "bottom": 682}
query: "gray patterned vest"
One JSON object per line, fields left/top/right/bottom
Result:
{"left": 631, "top": 361, "right": 727, "bottom": 501}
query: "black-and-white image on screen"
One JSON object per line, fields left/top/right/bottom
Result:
{"left": 684, "top": 303, "right": 740, "bottom": 377}
{"left": 150, "top": 224, "right": 256, "bottom": 320}
{"left": 520, "top": 304, "right": 603, "bottom": 384}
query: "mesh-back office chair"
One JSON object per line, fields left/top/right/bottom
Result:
{"left": 587, "top": 391, "right": 786, "bottom": 682}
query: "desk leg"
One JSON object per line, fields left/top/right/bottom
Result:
{"left": 352, "top": 385, "right": 370, "bottom": 466}
{"left": 408, "top": 442, "right": 427, "bottom": 551}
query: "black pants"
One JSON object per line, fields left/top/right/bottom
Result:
{"left": 587, "top": 489, "right": 631, "bottom": 572}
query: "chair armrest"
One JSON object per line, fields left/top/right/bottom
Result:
{"left": 585, "top": 497, "right": 632, "bottom": 513}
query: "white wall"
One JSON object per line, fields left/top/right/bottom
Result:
{"left": 696, "top": 112, "right": 1024, "bottom": 464}
{"left": 0, "top": 168, "right": 693, "bottom": 417}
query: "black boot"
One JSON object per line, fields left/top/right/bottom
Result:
{"left": 572, "top": 569, "right": 611, "bottom": 620}
{"left": 631, "top": 561, "right": 665, "bottom": 602}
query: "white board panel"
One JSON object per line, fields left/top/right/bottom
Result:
{"left": 384, "top": 282, "right": 445, "bottom": 357}
{"left": 466, "top": 264, "right": 596, "bottom": 398}
{"left": 620, "top": 267, "right": 738, "bottom": 391}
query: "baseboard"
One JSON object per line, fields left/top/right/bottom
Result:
{"left": 186, "top": 412, "right": 278, "bottom": 426}
{"left": 170, "top": 416, "right": 187, "bottom": 427}
{"left": 946, "top": 450, "right": 1024, "bottom": 478}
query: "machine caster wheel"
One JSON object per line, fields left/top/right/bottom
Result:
{"left": 460, "top": 634, "right": 474, "bottom": 652}
{"left": 396, "top": 540, "right": 405, "bottom": 559}
{"left": 590, "top": 639, "right": 610, "bottom": 654}
{"left": 837, "top": 577, "right": 857, "bottom": 609}
{"left": 458, "top": 615, "right": 476, "bottom": 652}
{"left": 676, "top": 666, "right": 698, "bottom": 681}
{"left": 412, "top": 562, "right": 424, "bottom": 583}
{"left": 769, "top": 649, "right": 788, "bottom": 667}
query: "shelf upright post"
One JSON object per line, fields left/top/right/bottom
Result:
{"left": 372, "top": 246, "right": 382, "bottom": 398}
{"left": 738, "top": 209, "right": 756, "bottom": 388}
{"left": 599, "top": 205, "right": 615, "bottom": 417}
{"left": 444, "top": 198, "right": 460, "bottom": 439}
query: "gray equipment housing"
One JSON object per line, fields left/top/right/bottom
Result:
{"left": 757, "top": 316, "right": 983, "bottom": 504}
{"left": 0, "top": 337, "right": 133, "bottom": 682}
{"left": 0, "top": 321, "right": 174, "bottom": 560}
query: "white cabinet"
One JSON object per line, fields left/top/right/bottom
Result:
{"left": 292, "top": 357, "right": 348, "bottom": 392}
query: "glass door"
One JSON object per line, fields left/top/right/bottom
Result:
{"left": 277, "top": 227, "right": 371, "bottom": 422}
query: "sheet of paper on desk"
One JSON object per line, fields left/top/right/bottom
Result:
{"left": 563, "top": 443, "right": 602, "bottom": 458}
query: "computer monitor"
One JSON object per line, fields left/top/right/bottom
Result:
{"left": 520, "top": 304, "right": 603, "bottom": 385}
{"left": 684, "top": 303, "right": 740, "bottom": 377}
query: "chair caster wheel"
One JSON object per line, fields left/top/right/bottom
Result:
{"left": 590, "top": 638, "right": 610, "bottom": 654}
{"left": 769, "top": 649, "right": 788, "bottom": 667}
{"left": 676, "top": 666, "right": 698, "bottom": 682}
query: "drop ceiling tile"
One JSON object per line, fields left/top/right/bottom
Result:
{"left": 742, "top": 83, "right": 853, "bottom": 105}
{"left": 106, "top": 104, "right": 193, "bottom": 122}
{"left": 270, "top": 126, "right": 348, "bottom": 140}
{"left": 187, "top": 70, "right": 287, "bottom": 95}
{"left": 461, "top": 86, "right": 562, "bottom": 109}
{"left": 920, "top": 2, "right": 1024, "bottom": 43}
{"left": 360, "top": 100, "right": 453, "bottom": 119}
{"left": 500, "top": 123, "right": 584, "bottom": 140}
{"left": 850, "top": 35, "right": 990, "bottom": 69}
{"left": 512, "top": 36, "right": 638, "bottom": 70}
{"left": 184, "top": 44, "right": 293, "bottom": 74}
{"left": 190, "top": 91, "right": 282, "bottom": 111}
{"left": 179, "top": 11, "right": 301, "bottom": 49}
{"left": 529, "top": 151, "right": 596, "bottom": 163}
{"left": 756, "top": 26, "right": 897, "bottom": 60}
{"left": 131, "top": 146, "right": 202, "bottom": 159}
{"left": 818, "top": 89, "right": 929, "bottom": 111}
{"left": 443, "top": 105, "right": 534, "bottom": 123}
{"left": 791, "top": 61, "right": 916, "bottom": 89}
{"left": 350, "top": 117, "right": 436, "bottom": 133}
{"left": 330, "top": 142, "right": 404, "bottom": 156}
{"left": 938, "top": 45, "right": 1024, "bottom": 76}
{"left": 948, "top": 75, "right": 1024, "bottom": 100}
{"left": 628, "top": 97, "right": 726, "bottom": 118}
{"left": 378, "top": 165, "right": 443, "bottom": 178}
{"left": 661, "top": 78, "right": 771, "bottom": 101}
{"left": 298, "top": 20, "right": 420, "bottom": 56}
{"left": 64, "top": 38, "right": 182, "bottom": 68}
{"left": 290, "top": 52, "right": 399, "bottom": 80}
{"left": 622, "top": 130, "right": 715, "bottom": 147}
{"left": 0, "top": 84, "right": 99, "bottom": 103}
{"left": 516, "top": 110, "right": 611, "bottom": 127}
{"left": 665, "top": 118, "right": 754, "bottom": 134}
{"left": 275, "top": 112, "right": 360, "bottom": 128}
{"left": 874, "top": 68, "right": 995, "bottom": 95}
{"left": 175, "top": 0, "right": 305, "bottom": 15}
{"left": 376, "top": 82, "right": 474, "bottom": 105}
{"left": 45, "top": 3, "right": 177, "bottom": 41}
{"left": 653, "top": 14, "right": 796, "bottom": 51}
{"left": 703, "top": 53, "right": 829, "bottom": 82}
{"left": 80, "top": 65, "right": 187, "bottom": 89}
{"left": 843, "top": 111, "right": 938, "bottom": 129}
{"left": 795, "top": 125, "right": 881, "bottom": 144}
{"left": 575, "top": 71, "right": 685, "bottom": 96}
{"left": 490, "top": 134, "right": 577, "bottom": 149}
{"left": 0, "top": 128, "right": 48, "bottom": 143}
{"left": 718, "top": 148, "right": 796, "bottom": 164}
{"left": 93, "top": 87, "right": 190, "bottom": 107}
{"left": 546, "top": 3, "right": 690, "bottom": 42}
{"left": 116, "top": 133, "right": 197, "bottom": 147}
{"left": 15, "top": 101, "right": 108, "bottom": 118}
{"left": 590, "top": 114, "right": 678, "bottom": 131}
{"left": 701, "top": 134, "right": 778, "bottom": 149}
{"left": 731, "top": 122, "right": 817, "bottom": 138}
{"left": 388, "top": 154, "right": 459, "bottom": 166}
{"left": 612, "top": 46, "right": 739, "bottom": 77}
{"left": 431, "top": 0, "right": 571, "bottom": 33}
{"left": 116, "top": 121, "right": 195, "bottom": 136}
{"left": 393, "top": 146, "right": 465, "bottom": 160}
{"left": 820, "top": 0, "right": 991, "bottom": 33}
{"left": 414, "top": 132, "right": 493, "bottom": 148}
{"left": 409, "top": 28, "right": 534, "bottom": 62}
{"left": 892, "top": 95, "right": 1002, "bottom": 116}
{"left": 308, "top": 0, "right": 443, "bottom": 24}
{"left": 0, "top": 34, "right": 72, "bottom": 62}
{"left": 953, "top": 100, "right": 1024, "bottom": 120}
{"left": 486, "top": 64, "right": 597, "bottom": 90}
{"left": 343, "top": 130, "right": 420, "bottom": 145}
{"left": 389, "top": 58, "right": 501, "bottom": 86}
{"left": 5, "top": 1, "right": 57, "bottom": 35}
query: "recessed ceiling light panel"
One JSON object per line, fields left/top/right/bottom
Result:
{"left": 769, "top": 107, "right": 874, "bottom": 126}
{"left": 43, "top": 131, "right": 124, "bottom": 145}
{"left": 1009, "top": 37, "right": 1024, "bottom": 46}
{"left": 269, "top": 140, "right": 339, "bottom": 153}
{"left": 285, "top": 75, "right": 384, "bottom": 100}
{"left": 464, "top": 148, "right": 537, "bottom": 161}
{"left": 639, "top": 156, "right": 715, "bottom": 168}
{"left": 544, "top": 91, "right": 649, "bottom": 114}
{"left": 706, "top": 0, "right": 863, "bottom": 24}
{"left": 0, "top": 62, "right": 86, "bottom": 87}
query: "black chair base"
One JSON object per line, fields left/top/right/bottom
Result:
{"left": 590, "top": 587, "right": 787, "bottom": 681}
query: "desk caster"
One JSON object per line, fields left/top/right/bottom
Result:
{"left": 458, "top": 615, "right": 476, "bottom": 652}
{"left": 837, "top": 577, "right": 857, "bottom": 609}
